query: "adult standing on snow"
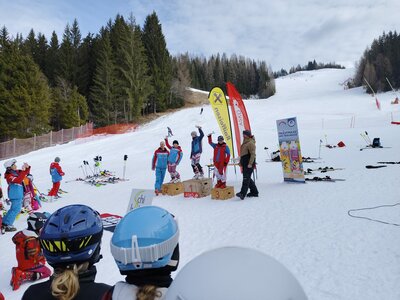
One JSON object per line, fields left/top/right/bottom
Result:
{"left": 2, "top": 159, "right": 30, "bottom": 232}
{"left": 152, "top": 141, "right": 169, "bottom": 195}
{"left": 165, "top": 137, "right": 183, "bottom": 183}
{"left": 208, "top": 134, "right": 230, "bottom": 188}
{"left": 48, "top": 157, "right": 65, "bottom": 201}
{"left": 190, "top": 125, "right": 204, "bottom": 179}
{"left": 236, "top": 130, "right": 258, "bottom": 200}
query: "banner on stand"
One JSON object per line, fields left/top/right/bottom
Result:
{"left": 126, "top": 189, "right": 154, "bottom": 212}
{"left": 276, "top": 117, "right": 305, "bottom": 183}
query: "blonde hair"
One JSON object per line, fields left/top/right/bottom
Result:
{"left": 137, "top": 285, "right": 162, "bottom": 300}
{"left": 51, "top": 262, "right": 89, "bottom": 300}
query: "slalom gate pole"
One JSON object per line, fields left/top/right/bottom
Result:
{"left": 364, "top": 78, "right": 376, "bottom": 96}
{"left": 386, "top": 77, "right": 398, "bottom": 97}
{"left": 123, "top": 155, "right": 128, "bottom": 180}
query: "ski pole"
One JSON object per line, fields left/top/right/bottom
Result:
{"left": 360, "top": 133, "right": 369, "bottom": 145}
{"left": 123, "top": 154, "right": 128, "bottom": 180}
{"left": 264, "top": 147, "right": 270, "bottom": 158}
{"left": 84, "top": 160, "right": 95, "bottom": 176}
{"left": 365, "top": 131, "right": 372, "bottom": 144}
{"left": 318, "top": 139, "right": 322, "bottom": 159}
{"left": 79, "top": 165, "right": 87, "bottom": 178}
{"left": 324, "top": 134, "right": 328, "bottom": 145}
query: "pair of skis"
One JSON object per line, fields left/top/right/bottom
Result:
{"left": 305, "top": 176, "right": 345, "bottom": 182}
{"left": 304, "top": 167, "right": 344, "bottom": 175}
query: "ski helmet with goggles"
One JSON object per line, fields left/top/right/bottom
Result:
{"left": 4, "top": 159, "right": 16, "bottom": 169}
{"left": 217, "top": 135, "right": 224, "bottom": 142}
{"left": 111, "top": 206, "right": 179, "bottom": 272}
{"left": 39, "top": 204, "right": 103, "bottom": 268}
{"left": 27, "top": 212, "right": 50, "bottom": 233}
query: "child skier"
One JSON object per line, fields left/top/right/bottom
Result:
{"left": 165, "top": 137, "right": 183, "bottom": 183}
{"left": 152, "top": 141, "right": 169, "bottom": 195}
{"left": 22, "top": 174, "right": 41, "bottom": 212}
{"left": 3, "top": 159, "right": 30, "bottom": 232}
{"left": 11, "top": 212, "right": 51, "bottom": 290}
{"left": 190, "top": 125, "right": 204, "bottom": 179}
{"left": 208, "top": 134, "right": 230, "bottom": 188}
{"left": 48, "top": 157, "right": 65, "bottom": 201}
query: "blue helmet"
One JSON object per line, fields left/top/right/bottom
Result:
{"left": 111, "top": 206, "right": 179, "bottom": 272}
{"left": 39, "top": 204, "right": 103, "bottom": 268}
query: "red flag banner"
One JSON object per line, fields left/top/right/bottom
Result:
{"left": 226, "top": 82, "right": 251, "bottom": 157}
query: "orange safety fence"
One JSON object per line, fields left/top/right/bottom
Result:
{"left": 77, "top": 123, "right": 138, "bottom": 138}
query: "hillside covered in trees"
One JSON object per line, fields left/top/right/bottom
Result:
{"left": 0, "top": 12, "right": 276, "bottom": 142}
{"left": 354, "top": 31, "right": 400, "bottom": 93}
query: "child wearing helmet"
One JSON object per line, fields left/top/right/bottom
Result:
{"left": 190, "top": 125, "right": 204, "bottom": 179}
{"left": 48, "top": 157, "right": 65, "bottom": 201}
{"left": 10, "top": 212, "right": 52, "bottom": 290}
{"left": 104, "top": 206, "right": 180, "bottom": 300}
{"left": 207, "top": 134, "right": 231, "bottom": 188}
{"left": 164, "top": 137, "right": 183, "bottom": 183}
{"left": 3, "top": 159, "right": 31, "bottom": 232}
{"left": 23, "top": 204, "right": 110, "bottom": 300}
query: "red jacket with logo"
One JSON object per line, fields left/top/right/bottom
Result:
{"left": 12, "top": 229, "right": 46, "bottom": 270}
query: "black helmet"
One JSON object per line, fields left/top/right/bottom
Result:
{"left": 27, "top": 212, "right": 49, "bottom": 233}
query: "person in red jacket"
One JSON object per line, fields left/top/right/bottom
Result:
{"left": 0, "top": 291, "right": 4, "bottom": 300}
{"left": 3, "top": 159, "right": 30, "bottom": 232}
{"left": 48, "top": 157, "right": 65, "bottom": 200}
{"left": 11, "top": 212, "right": 51, "bottom": 290}
{"left": 208, "top": 134, "right": 231, "bottom": 188}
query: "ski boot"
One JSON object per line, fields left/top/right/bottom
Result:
{"left": 10, "top": 268, "right": 35, "bottom": 290}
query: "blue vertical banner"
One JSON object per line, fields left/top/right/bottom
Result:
{"left": 276, "top": 117, "right": 305, "bottom": 183}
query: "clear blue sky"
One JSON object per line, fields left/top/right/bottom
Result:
{"left": 1, "top": 0, "right": 399, "bottom": 70}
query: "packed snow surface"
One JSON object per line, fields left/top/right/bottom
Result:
{"left": 1, "top": 68, "right": 399, "bottom": 299}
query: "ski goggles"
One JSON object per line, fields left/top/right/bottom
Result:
{"left": 40, "top": 231, "right": 102, "bottom": 253}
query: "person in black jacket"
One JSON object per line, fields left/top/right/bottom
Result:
{"left": 236, "top": 130, "right": 258, "bottom": 200}
{"left": 22, "top": 204, "right": 110, "bottom": 300}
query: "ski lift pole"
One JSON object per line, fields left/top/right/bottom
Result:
{"left": 123, "top": 154, "right": 128, "bottom": 180}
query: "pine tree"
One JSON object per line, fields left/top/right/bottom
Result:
{"left": 90, "top": 29, "right": 115, "bottom": 126}
{"left": 142, "top": 12, "right": 172, "bottom": 112}
{"left": 45, "top": 31, "right": 60, "bottom": 86}
{"left": 0, "top": 46, "right": 51, "bottom": 141}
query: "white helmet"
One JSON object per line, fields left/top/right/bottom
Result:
{"left": 4, "top": 159, "right": 16, "bottom": 169}
{"left": 166, "top": 247, "right": 307, "bottom": 300}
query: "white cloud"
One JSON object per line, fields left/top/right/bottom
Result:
{"left": 1, "top": 0, "right": 400, "bottom": 70}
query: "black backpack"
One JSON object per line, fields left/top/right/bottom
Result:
{"left": 372, "top": 138, "right": 381, "bottom": 148}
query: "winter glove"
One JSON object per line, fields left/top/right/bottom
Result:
{"left": 224, "top": 162, "right": 228, "bottom": 166}
{"left": 247, "top": 164, "right": 252, "bottom": 169}
{"left": 207, "top": 133, "right": 212, "bottom": 137}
